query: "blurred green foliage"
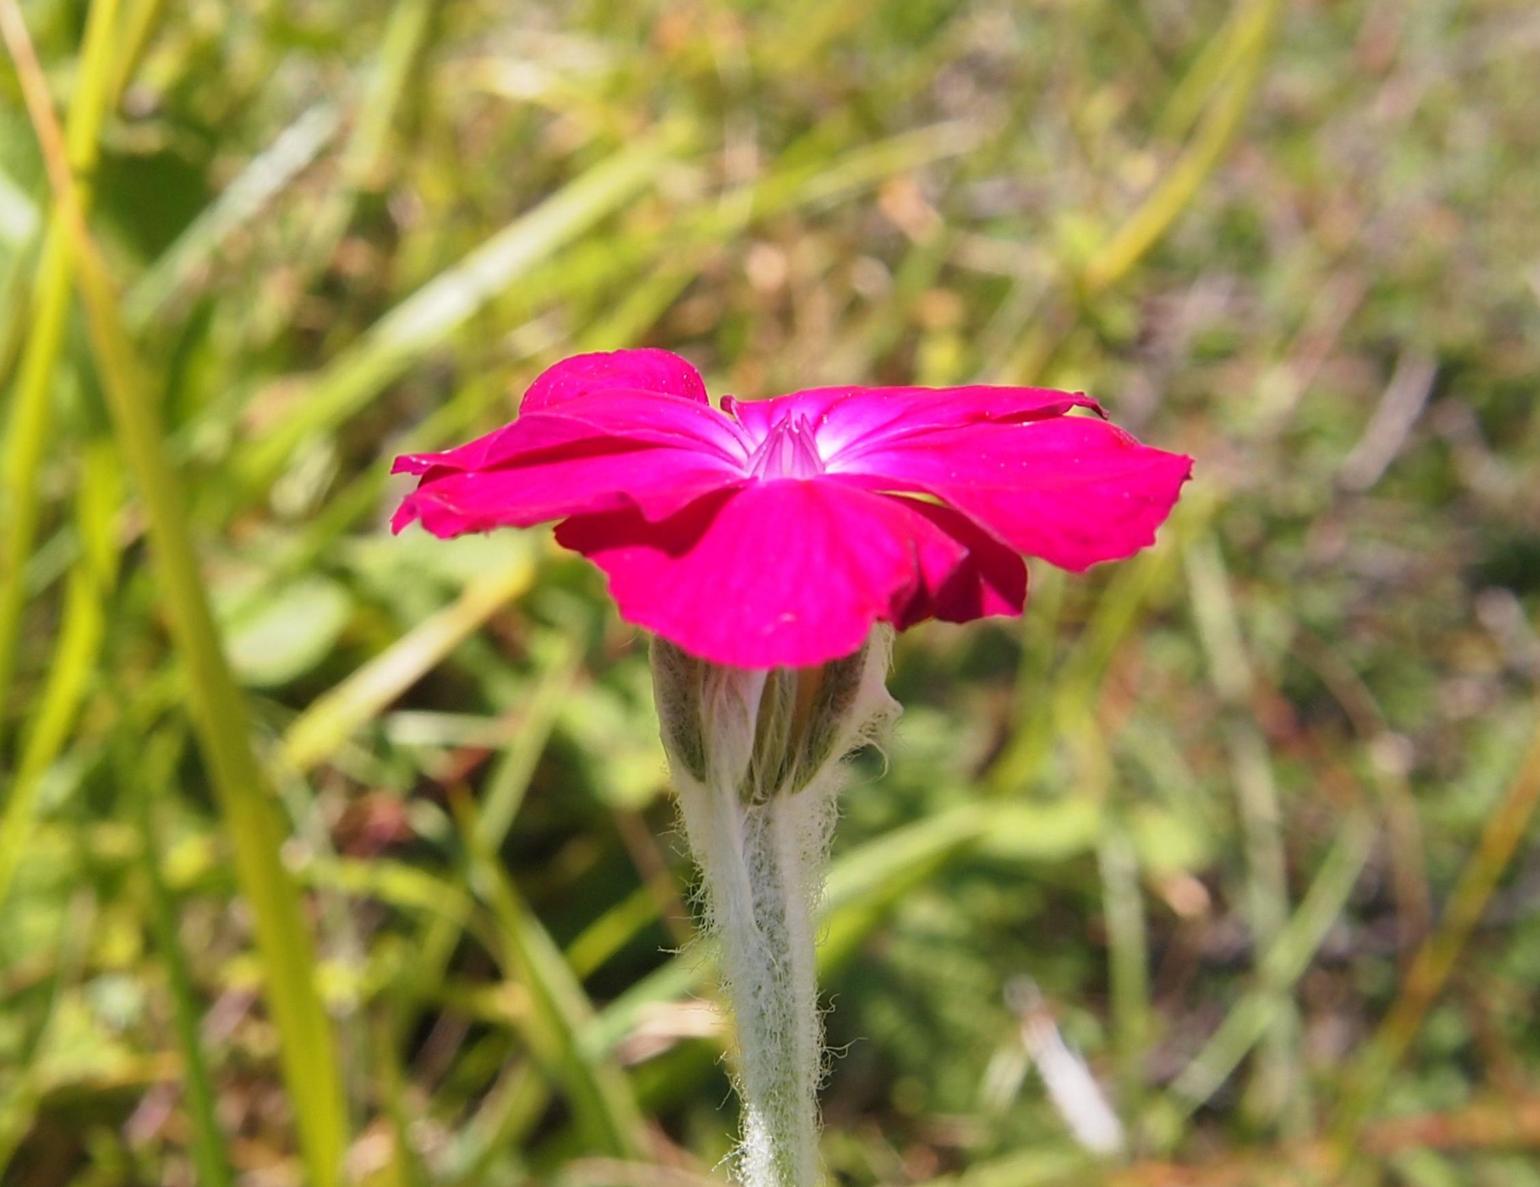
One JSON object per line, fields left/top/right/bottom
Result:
{"left": 2, "top": 0, "right": 1539, "bottom": 1185}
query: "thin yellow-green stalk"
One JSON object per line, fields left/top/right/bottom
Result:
{"left": 0, "top": 0, "right": 120, "bottom": 741}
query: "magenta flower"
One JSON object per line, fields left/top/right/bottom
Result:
{"left": 392, "top": 348, "right": 1191, "bottom": 668}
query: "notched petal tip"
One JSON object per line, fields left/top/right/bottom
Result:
{"left": 390, "top": 488, "right": 491, "bottom": 540}
{"left": 1073, "top": 393, "right": 1108, "bottom": 420}
{"left": 389, "top": 498, "right": 419, "bottom": 535}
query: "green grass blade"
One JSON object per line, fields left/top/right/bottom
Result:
{"left": 77, "top": 222, "right": 351, "bottom": 1187}
{"left": 0, "top": 0, "right": 121, "bottom": 738}
{"left": 297, "top": 0, "right": 440, "bottom": 274}
{"left": 1080, "top": 0, "right": 1280, "bottom": 295}
{"left": 994, "top": 0, "right": 1279, "bottom": 383}
{"left": 1156, "top": 0, "right": 1257, "bottom": 142}
{"left": 1098, "top": 824, "right": 1151, "bottom": 1122}
{"left": 1169, "top": 810, "right": 1375, "bottom": 1113}
{"left": 106, "top": 0, "right": 164, "bottom": 101}
{"left": 0, "top": 441, "right": 119, "bottom": 907}
{"left": 451, "top": 789, "right": 649, "bottom": 1160}
{"left": 0, "top": 893, "right": 97, "bottom": 1177}
{"left": 369, "top": 1003, "right": 433, "bottom": 1187}
{"left": 1186, "top": 534, "right": 1303, "bottom": 1128}
{"left": 372, "top": 635, "right": 582, "bottom": 1165}
{"left": 281, "top": 555, "right": 536, "bottom": 773}
{"left": 1330, "top": 721, "right": 1540, "bottom": 1167}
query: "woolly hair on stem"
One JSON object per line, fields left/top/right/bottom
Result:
{"left": 652, "top": 630, "right": 898, "bottom": 1187}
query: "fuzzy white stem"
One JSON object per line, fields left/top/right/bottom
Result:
{"left": 675, "top": 774, "right": 830, "bottom": 1187}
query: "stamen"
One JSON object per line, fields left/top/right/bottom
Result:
{"left": 745, "top": 414, "right": 825, "bottom": 480}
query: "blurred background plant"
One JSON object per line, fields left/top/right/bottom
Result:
{"left": 1, "top": 0, "right": 1538, "bottom": 1184}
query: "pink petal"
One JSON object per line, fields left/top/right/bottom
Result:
{"left": 520, "top": 348, "right": 709, "bottom": 413}
{"left": 831, "top": 416, "right": 1193, "bottom": 572}
{"left": 894, "top": 499, "right": 1027, "bottom": 627}
{"left": 724, "top": 384, "right": 1100, "bottom": 459}
{"left": 392, "top": 445, "right": 744, "bottom": 536}
{"left": 394, "top": 391, "right": 746, "bottom": 477}
{"left": 554, "top": 479, "right": 1026, "bottom": 668}
{"left": 392, "top": 385, "right": 749, "bottom": 537}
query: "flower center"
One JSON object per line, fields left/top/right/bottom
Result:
{"left": 744, "top": 414, "right": 825, "bottom": 480}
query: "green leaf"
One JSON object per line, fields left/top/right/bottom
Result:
{"left": 220, "top": 575, "right": 352, "bottom": 688}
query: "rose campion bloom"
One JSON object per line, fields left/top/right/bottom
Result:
{"left": 392, "top": 348, "right": 1192, "bottom": 666}
{"left": 392, "top": 348, "right": 1190, "bottom": 1187}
